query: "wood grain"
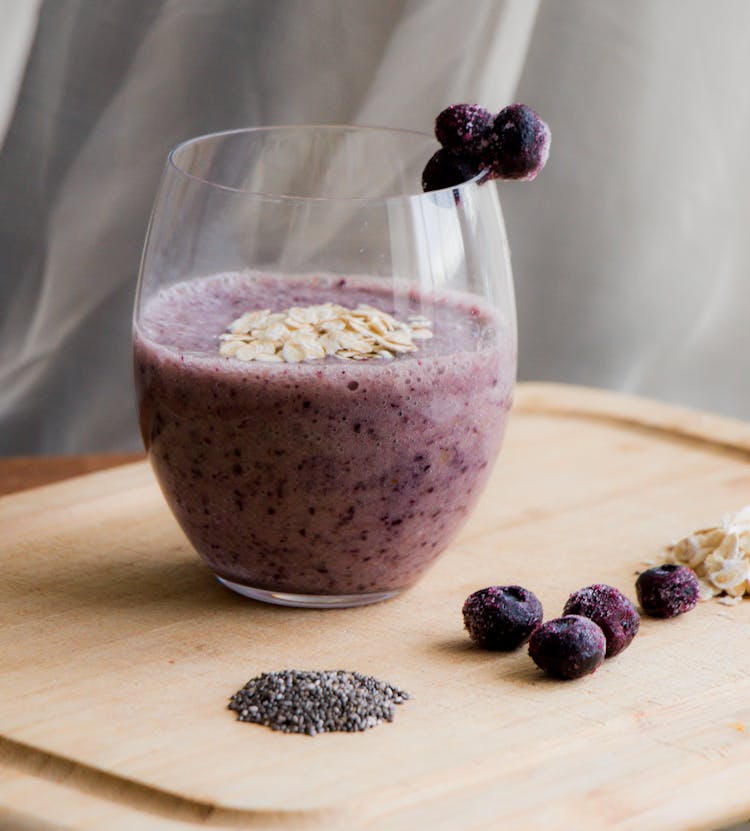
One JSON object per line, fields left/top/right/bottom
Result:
{"left": 1, "top": 383, "right": 750, "bottom": 831}
{"left": 0, "top": 453, "right": 144, "bottom": 497}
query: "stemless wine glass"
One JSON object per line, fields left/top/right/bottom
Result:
{"left": 133, "top": 125, "right": 516, "bottom": 608}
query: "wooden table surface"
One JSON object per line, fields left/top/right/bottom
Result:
{"left": 3, "top": 386, "right": 750, "bottom": 831}
{"left": 0, "top": 453, "right": 144, "bottom": 497}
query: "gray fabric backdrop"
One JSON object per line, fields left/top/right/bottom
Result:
{"left": 2, "top": 0, "right": 750, "bottom": 454}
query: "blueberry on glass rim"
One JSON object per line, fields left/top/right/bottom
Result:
{"left": 421, "top": 149, "right": 482, "bottom": 193}
{"left": 462, "top": 585, "right": 543, "bottom": 650}
{"left": 563, "top": 584, "right": 640, "bottom": 657}
{"left": 434, "top": 104, "right": 494, "bottom": 157}
{"left": 481, "top": 104, "right": 551, "bottom": 182}
{"left": 422, "top": 101, "right": 550, "bottom": 192}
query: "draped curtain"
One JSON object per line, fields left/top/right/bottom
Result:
{"left": 1, "top": 0, "right": 749, "bottom": 453}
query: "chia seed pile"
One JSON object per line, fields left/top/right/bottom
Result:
{"left": 229, "top": 670, "right": 409, "bottom": 736}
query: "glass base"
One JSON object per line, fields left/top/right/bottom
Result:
{"left": 216, "top": 575, "right": 400, "bottom": 608}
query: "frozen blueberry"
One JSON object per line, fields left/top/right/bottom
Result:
{"left": 528, "top": 615, "right": 606, "bottom": 680}
{"left": 462, "top": 585, "right": 543, "bottom": 650}
{"left": 434, "top": 104, "right": 494, "bottom": 157}
{"left": 563, "top": 584, "right": 640, "bottom": 657}
{"left": 481, "top": 103, "right": 551, "bottom": 181}
{"left": 636, "top": 564, "right": 700, "bottom": 618}
{"left": 421, "top": 149, "right": 481, "bottom": 193}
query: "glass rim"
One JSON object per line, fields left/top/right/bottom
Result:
{"left": 166, "top": 123, "right": 488, "bottom": 203}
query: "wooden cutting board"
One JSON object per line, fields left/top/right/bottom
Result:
{"left": 2, "top": 383, "right": 750, "bottom": 831}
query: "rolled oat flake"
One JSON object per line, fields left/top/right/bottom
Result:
{"left": 228, "top": 669, "right": 410, "bottom": 736}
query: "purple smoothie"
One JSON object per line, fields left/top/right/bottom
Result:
{"left": 133, "top": 272, "right": 514, "bottom": 598}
